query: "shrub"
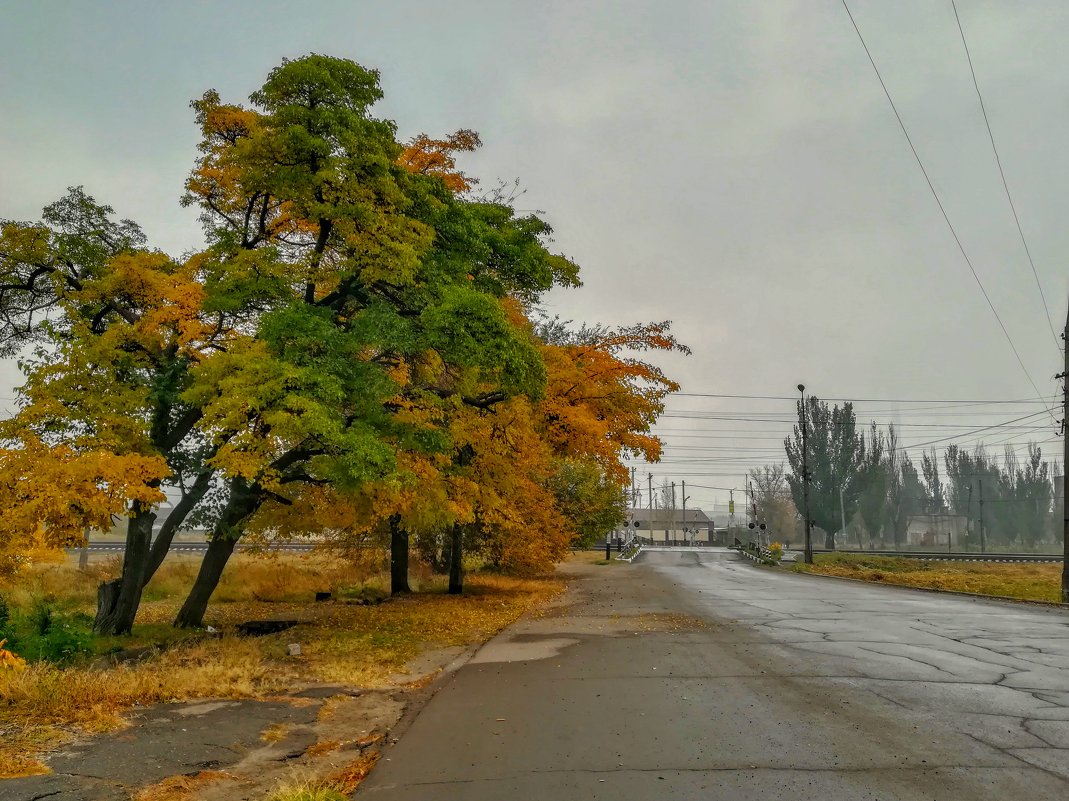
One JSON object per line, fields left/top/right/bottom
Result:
{"left": 32, "top": 621, "right": 94, "bottom": 665}
{"left": 336, "top": 584, "right": 389, "bottom": 604}
{"left": 28, "top": 600, "right": 54, "bottom": 636}
{"left": 4, "top": 602, "right": 94, "bottom": 665}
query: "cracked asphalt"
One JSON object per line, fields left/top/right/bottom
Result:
{"left": 358, "top": 548, "right": 1069, "bottom": 800}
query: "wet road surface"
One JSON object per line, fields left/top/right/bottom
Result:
{"left": 359, "top": 549, "right": 1069, "bottom": 799}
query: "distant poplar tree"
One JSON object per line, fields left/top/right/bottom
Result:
{"left": 784, "top": 396, "right": 866, "bottom": 549}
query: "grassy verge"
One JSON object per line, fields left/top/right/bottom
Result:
{"left": 568, "top": 550, "right": 626, "bottom": 566}
{"left": 0, "top": 552, "right": 565, "bottom": 778}
{"left": 792, "top": 553, "right": 1062, "bottom": 603}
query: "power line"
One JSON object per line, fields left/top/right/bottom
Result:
{"left": 888, "top": 409, "right": 1052, "bottom": 450}
{"left": 951, "top": 0, "right": 1061, "bottom": 352}
{"left": 672, "top": 392, "right": 1050, "bottom": 404}
{"left": 657, "top": 414, "right": 1050, "bottom": 429}
{"left": 662, "top": 408, "right": 1051, "bottom": 419}
{"left": 839, "top": 0, "right": 1056, "bottom": 423}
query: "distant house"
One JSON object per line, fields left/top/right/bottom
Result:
{"left": 613, "top": 507, "right": 715, "bottom": 543}
{"left": 906, "top": 513, "right": 968, "bottom": 548}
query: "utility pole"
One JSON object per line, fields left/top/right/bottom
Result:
{"left": 1062, "top": 299, "right": 1069, "bottom": 602}
{"left": 648, "top": 473, "right": 653, "bottom": 545}
{"left": 966, "top": 484, "right": 973, "bottom": 552}
{"left": 799, "top": 384, "right": 813, "bottom": 564}
{"left": 979, "top": 479, "right": 986, "bottom": 553}
{"left": 839, "top": 486, "right": 847, "bottom": 551}
{"left": 628, "top": 467, "right": 637, "bottom": 546}
{"left": 729, "top": 488, "right": 735, "bottom": 544}
{"left": 671, "top": 482, "right": 677, "bottom": 543}
{"left": 748, "top": 480, "right": 758, "bottom": 546}
{"left": 681, "top": 480, "right": 687, "bottom": 545}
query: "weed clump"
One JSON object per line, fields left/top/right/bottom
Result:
{"left": 0, "top": 599, "right": 94, "bottom": 665}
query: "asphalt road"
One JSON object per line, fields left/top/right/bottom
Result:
{"left": 358, "top": 548, "right": 1069, "bottom": 800}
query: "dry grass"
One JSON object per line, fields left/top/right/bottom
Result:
{"left": 296, "top": 573, "right": 564, "bottom": 685}
{"left": 261, "top": 722, "right": 295, "bottom": 743}
{"left": 0, "top": 725, "right": 64, "bottom": 778}
{"left": 793, "top": 553, "right": 1063, "bottom": 602}
{"left": 566, "top": 550, "right": 625, "bottom": 565}
{"left": 266, "top": 781, "right": 348, "bottom": 801}
{"left": 0, "top": 636, "right": 291, "bottom": 778}
{"left": 266, "top": 752, "right": 382, "bottom": 801}
{"left": 0, "top": 552, "right": 565, "bottom": 778}
{"left": 132, "top": 770, "right": 235, "bottom": 801}
{"left": 4, "top": 550, "right": 402, "bottom": 614}
{"left": 304, "top": 739, "right": 343, "bottom": 758}
{"left": 325, "top": 751, "right": 381, "bottom": 793}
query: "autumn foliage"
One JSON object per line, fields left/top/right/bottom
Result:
{"left": 0, "top": 54, "right": 684, "bottom": 632}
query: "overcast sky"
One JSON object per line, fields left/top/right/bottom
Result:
{"left": 2, "top": 0, "right": 1067, "bottom": 513}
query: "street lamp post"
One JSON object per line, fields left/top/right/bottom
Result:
{"left": 799, "top": 384, "right": 813, "bottom": 565}
{"left": 839, "top": 485, "right": 847, "bottom": 550}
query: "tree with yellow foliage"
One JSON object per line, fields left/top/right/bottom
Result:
{"left": 0, "top": 188, "right": 224, "bottom": 632}
{"left": 0, "top": 53, "right": 683, "bottom": 633}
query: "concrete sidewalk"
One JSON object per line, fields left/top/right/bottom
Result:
{"left": 358, "top": 550, "right": 1069, "bottom": 800}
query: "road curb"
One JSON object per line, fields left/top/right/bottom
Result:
{"left": 379, "top": 637, "right": 487, "bottom": 752}
{"left": 371, "top": 572, "right": 580, "bottom": 762}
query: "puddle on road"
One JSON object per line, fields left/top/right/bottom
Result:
{"left": 470, "top": 635, "right": 581, "bottom": 663}
{"left": 470, "top": 613, "right": 710, "bottom": 664}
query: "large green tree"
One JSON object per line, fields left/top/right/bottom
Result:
{"left": 1013, "top": 443, "right": 1053, "bottom": 550}
{"left": 785, "top": 396, "right": 866, "bottom": 549}
{"left": 546, "top": 458, "right": 627, "bottom": 549}
{"left": 173, "top": 55, "right": 577, "bottom": 625}
{"left": 856, "top": 423, "right": 887, "bottom": 547}
{"left": 1, "top": 55, "right": 580, "bottom": 633}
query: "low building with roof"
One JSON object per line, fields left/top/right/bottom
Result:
{"left": 612, "top": 507, "right": 716, "bottom": 543}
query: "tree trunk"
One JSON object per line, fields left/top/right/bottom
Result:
{"left": 448, "top": 523, "right": 464, "bottom": 595}
{"left": 174, "top": 532, "right": 238, "bottom": 628}
{"left": 94, "top": 505, "right": 156, "bottom": 635}
{"left": 143, "top": 469, "right": 213, "bottom": 585}
{"left": 173, "top": 479, "right": 257, "bottom": 629}
{"left": 824, "top": 529, "right": 835, "bottom": 550}
{"left": 389, "top": 515, "right": 411, "bottom": 595}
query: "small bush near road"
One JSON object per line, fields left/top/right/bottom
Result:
{"left": 792, "top": 553, "right": 1061, "bottom": 602}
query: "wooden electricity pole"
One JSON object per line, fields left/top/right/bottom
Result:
{"left": 1062, "top": 299, "right": 1069, "bottom": 602}
{"left": 799, "top": 384, "right": 813, "bottom": 564}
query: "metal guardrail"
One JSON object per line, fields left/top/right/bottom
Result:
{"left": 808, "top": 548, "right": 1062, "bottom": 563}
{"left": 735, "top": 542, "right": 776, "bottom": 563}
{"left": 630, "top": 537, "right": 721, "bottom": 548}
